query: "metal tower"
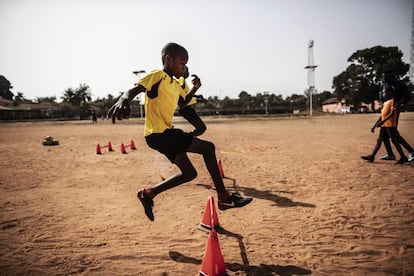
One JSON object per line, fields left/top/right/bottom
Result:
{"left": 305, "top": 40, "right": 318, "bottom": 117}
{"left": 410, "top": 2, "right": 414, "bottom": 83}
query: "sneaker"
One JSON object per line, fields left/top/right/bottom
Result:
{"left": 218, "top": 193, "right": 253, "bottom": 210}
{"left": 137, "top": 189, "right": 154, "bottom": 221}
{"left": 408, "top": 152, "right": 414, "bottom": 162}
{"left": 395, "top": 157, "right": 408, "bottom": 165}
{"left": 361, "top": 155, "right": 374, "bottom": 162}
{"left": 379, "top": 155, "right": 396, "bottom": 161}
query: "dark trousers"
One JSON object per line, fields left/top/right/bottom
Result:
{"left": 371, "top": 128, "right": 393, "bottom": 157}
{"left": 375, "top": 127, "right": 406, "bottom": 159}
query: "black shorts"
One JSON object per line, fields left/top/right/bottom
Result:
{"left": 145, "top": 128, "right": 194, "bottom": 162}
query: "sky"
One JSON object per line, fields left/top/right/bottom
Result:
{"left": 0, "top": 0, "right": 412, "bottom": 101}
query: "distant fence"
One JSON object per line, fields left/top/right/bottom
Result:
{"left": 178, "top": 105, "right": 296, "bottom": 116}
{"left": 0, "top": 109, "right": 96, "bottom": 121}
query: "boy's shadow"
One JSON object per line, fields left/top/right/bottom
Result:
{"left": 197, "top": 177, "right": 315, "bottom": 208}
{"left": 169, "top": 227, "right": 311, "bottom": 276}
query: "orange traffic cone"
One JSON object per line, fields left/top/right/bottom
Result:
{"left": 120, "top": 143, "right": 127, "bottom": 154}
{"left": 210, "top": 182, "right": 216, "bottom": 190}
{"left": 199, "top": 196, "right": 220, "bottom": 231}
{"left": 200, "top": 230, "right": 227, "bottom": 276}
{"left": 108, "top": 141, "right": 113, "bottom": 152}
{"left": 96, "top": 144, "right": 102, "bottom": 154}
{"left": 217, "top": 159, "right": 224, "bottom": 178}
{"left": 130, "top": 139, "right": 136, "bottom": 150}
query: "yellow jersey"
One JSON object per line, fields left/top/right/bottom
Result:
{"left": 136, "top": 69, "right": 187, "bottom": 136}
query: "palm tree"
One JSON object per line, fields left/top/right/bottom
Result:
{"left": 74, "top": 84, "right": 92, "bottom": 106}
{"left": 61, "top": 84, "right": 91, "bottom": 107}
{"left": 61, "top": 88, "right": 76, "bottom": 105}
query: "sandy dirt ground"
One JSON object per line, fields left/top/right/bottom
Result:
{"left": 0, "top": 113, "right": 413, "bottom": 275}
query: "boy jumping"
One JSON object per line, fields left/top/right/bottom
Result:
{"left": 107, "top": 42, "right": 252, "bottom": 221}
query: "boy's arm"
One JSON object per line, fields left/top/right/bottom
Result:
{"left": 178, "top": 75, "right": 201, "bottom": 108}
{"left": 371, "top": 117, "right": 381, "bottom": 133}
{"left": 106, "top": 84, "right": 146, "bottom": 121}
{"left": 194, "top": 94, "right": 208, "bottom": 104}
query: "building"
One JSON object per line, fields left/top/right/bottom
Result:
{"left": 322, "top": 97, "right": 381, "bottom": 113}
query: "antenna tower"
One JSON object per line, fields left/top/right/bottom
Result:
{"left": 305, "top": 40, "right": 318, "bottom": 117}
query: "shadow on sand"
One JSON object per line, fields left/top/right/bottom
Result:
{"left": 169, "top": 226, "right": 312, "bottom": 276}
{"left": 197, "top": 176, "right": 316, "bottom": 208}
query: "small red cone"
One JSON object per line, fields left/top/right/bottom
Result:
{"left": 120, "top": 143, "right": 127, "bottom": 154}
{"left": 130, "top": 139, "right": 136, "bottom": 150}
{"left": 200, "top": 230, "right": 226, "bottom": 276}
{"left": 200, "top": 196, "right": 220, "bottom": 231}
{"left": 217, "top": 159, "right": 224, "bottom": 178}
{"left": 96, "top": 144, "right": 102, "bottom": 154}
{"left": 210, "top": 182, "right": 216, "bottom": 190}
{"left": 108, "top": 141, "right": 113, "bottom": 152}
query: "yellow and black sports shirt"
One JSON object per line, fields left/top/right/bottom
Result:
{"left": 136, "top": 69, "right": 187, "bottom": 137}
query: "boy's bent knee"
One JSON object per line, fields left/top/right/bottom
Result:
{"left": 198, "top": 125, "right": 207, "bottom": 136}
{"left": 182, "top": 169, "right": 197, "bottom": 182}
{"left": 204, "top": 140, "right": 215, "bottom": 151}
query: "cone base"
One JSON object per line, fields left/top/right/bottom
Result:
{"left": 198, "top": 223, "right": 223, "bottom": 233}
{"left": 200, "top": 272, "right": 229, "bottom": 276}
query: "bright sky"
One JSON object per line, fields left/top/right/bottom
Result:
{"left": 0, "top": 0, "right": 412, "bottom": 101}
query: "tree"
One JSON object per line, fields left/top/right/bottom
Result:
{"left": 221, "top": 96, "right": 237, "bottom": 109}
{"left": 317, "top": 91, "right": 333, "bottom": 103}
{"left": 268, "top": 93, "right": 285, "bottom": 104}
{"left": 238, "top": 91, "right": 252, "bottom": 110}
{"left": 286, "top": 94, "right": 307, "bottom": 109}
{"left": 36, "top": 96, "right": 57, "bottom": 103}
{"left": 74, "top": 84, "right": 92, "bottom": 106}
{"left": 61, "top": 87, "right": 76, "bottom": 105}
{"left": 348, "top": 45, "right": 409, "bottom": 78}
{"left": 332, "top": 64, "right": 362, "bottom": 106}
{"left": 13, "top": 92, "right": 31, "bottom": 105}
{"left": 92, "top": 94, "right": 116, "bottom": 110}
{"left": 332, "top": 46, "right": 410, "bottom": 109}
{"left": 61, "top": 84, "right": 92, "bottom": 107}
{"left": 0, "top": 75, "right": 14, "bottom": 100}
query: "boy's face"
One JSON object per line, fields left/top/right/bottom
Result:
{"left": 183, "top": 66, "right": 189, "bottom": 79}
{"left": 165, "top": 55, "right": 188, "bottom": 78}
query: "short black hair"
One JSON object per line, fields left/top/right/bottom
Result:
{"left": 383, "top": 84, "right": 395, "bottom": 95}
{"left": 161, "top": 42, "right": 188, "bottom": 64}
